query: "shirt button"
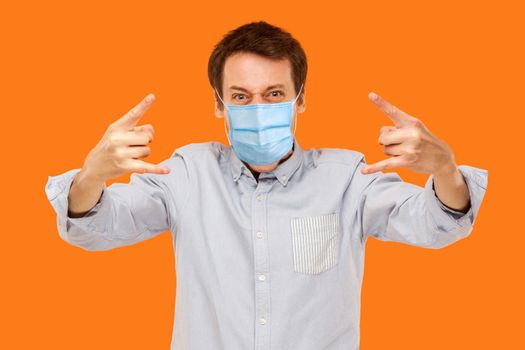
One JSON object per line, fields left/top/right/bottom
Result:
{"left": 256, "top": 231, "right": 264, "bottom": 238}
{"left": 256, "top": 194, "right": 263, "bottom": 201}
{"left": 258, "top": 274, "right": 266, "bottom": 281}
{"left": 259, "top": 318, "right": 267, "bottom": 325}
{"left": 282, "top": 174, "right": 287, "bottom": 180}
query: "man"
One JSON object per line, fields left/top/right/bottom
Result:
{"left": 45, "top": 21, "right": 488, "bottom": 350}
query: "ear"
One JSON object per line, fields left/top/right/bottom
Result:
{"left": 297, "top": 92, "right": 306, "bottom": 113}
{"left": 214, "top": 97, "right": 224, "bottom": 119}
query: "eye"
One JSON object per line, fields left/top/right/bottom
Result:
{"left": 232, "top": 94, "right": 247, "bottom": 101}
{"left": 269, "top": 90, "right": 284, "bottom": 98}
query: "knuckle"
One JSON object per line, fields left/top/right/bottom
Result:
{"left": 390, "top": 105, "right": 396, "bottom": 115}
{"left": 114, "top": 158, "right": 125, "bottom": 169}
{"left": 387, "top": 104, "right": 396, "bottom": 116}
{"left": 407, "top": 152, "right": 419, "bottom": 162}
{"left": 410, "top": 129, "right": 421, "bottom": 140}
{"left": 140, "top": 131, "right": 151, "bottom": 143}
{"left": 107, "top": 132, "right": 120, "bottom": 145}
{"left": 106, "top": 141, "right": 117, "bottom": 153}
{"left": 412, "top": 118, "right": 423, "bottom": 128}
{"left": 133, "top": 162, "right": 144, "bottom": 173}
{"left": 113, "top": 147, "right": 125, "bottom": 158}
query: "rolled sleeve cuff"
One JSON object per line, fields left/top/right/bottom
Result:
{"left": 424, "top": 164, "right": 488, "bottom": 233}
{"left": 45, "top": 168, "right": 110, "bottom": 233}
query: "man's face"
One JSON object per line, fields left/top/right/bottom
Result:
{"left": 214, "top": 52, "right": 306, "bottom": 173}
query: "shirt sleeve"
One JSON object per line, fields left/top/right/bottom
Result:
{"left": 44, "top": 152, "right": 191, "bottom": 251}
{"left": 357, "top": 158, "right": 488, "bottom": 249}
{"left": 432, "top": 179, "right": 472, "bottom": 220}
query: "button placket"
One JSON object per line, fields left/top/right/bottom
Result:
{"left": 252, "top": 178, "right": 273, "bottom": 350}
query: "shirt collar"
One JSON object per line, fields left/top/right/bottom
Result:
{"left": 229, "top": 136, "right": 304, "bottom": 186}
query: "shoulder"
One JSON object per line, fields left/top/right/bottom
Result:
{"left": 169, "top": 141, "right": 227, "bottom": 159}
{"left": 310, "top": 146, "right": 366, "bottom": 168}
{"left": 153, "top": 141, "right": 227, "bottom": 188}
{"left": 163, "top": 141, "right": 230, "bottom": 171}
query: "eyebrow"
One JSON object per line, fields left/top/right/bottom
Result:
{"left": 229, "top": 84, "right": 286, "bottom": 93}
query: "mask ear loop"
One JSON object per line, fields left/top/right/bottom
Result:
{"left": 214, "top": 88, "right": 232, "bottom": 146}
{"left": 292, "top": 83, "right": 304, "bottom": 137}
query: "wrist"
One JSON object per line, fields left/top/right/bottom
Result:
{"left": 433, "top": 158, "right": 458, "bottom": 179}
{"left": 77, "top": 168, "right": 106, "bottom": 187}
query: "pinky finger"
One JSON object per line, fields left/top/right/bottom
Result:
{"left": 129, "top": 159, "right": 171, "bottom": 174}
{"left": 361, "top": 156, "right": 402, "bottom": 174}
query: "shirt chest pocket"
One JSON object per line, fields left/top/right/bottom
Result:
{"left": 290, "top": 212, "right": 341, "bottom": 275}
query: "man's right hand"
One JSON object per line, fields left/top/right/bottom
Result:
{"left": 80, "top": 93, "right": 170, "bottom": 183}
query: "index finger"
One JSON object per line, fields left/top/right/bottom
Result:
{"left": 113, "top": 93, "right": 156, "bottom": 129}
{"left": 368, "top": 92, "right": 414, "bottom": 126}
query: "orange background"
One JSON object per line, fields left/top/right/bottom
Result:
{"left": 1, "top": 0, "right": 522, "bottom": 348}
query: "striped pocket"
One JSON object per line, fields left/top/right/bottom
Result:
{"left": 290, "top": 212, "right": 340, "bottom": 274}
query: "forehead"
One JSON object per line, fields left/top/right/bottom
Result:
{"left": 222, "top": 52, "right": 294, "bottom": 91}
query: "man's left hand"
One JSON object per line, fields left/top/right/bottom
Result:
{"left": 361, "top": 92, "right": 456, "bottom": 176}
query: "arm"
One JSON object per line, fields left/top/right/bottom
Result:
{"left": 357, "top": 158, "right": 488, "bottom": 249}
{"left": 67, "top": 169, "right": 106, "bottom": 218}
{"left": 45, "top": 153, "right": 191, "bottom": 251}
{"left": 432, "top": 163, "right": 471, "bottom": 213}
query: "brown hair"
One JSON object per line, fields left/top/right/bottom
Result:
{"left": 208, "top": 21, "right": 307, "bottom": 109}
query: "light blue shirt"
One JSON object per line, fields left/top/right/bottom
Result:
{"left": 45, "top": 136, "right": 488, "bottom": 349}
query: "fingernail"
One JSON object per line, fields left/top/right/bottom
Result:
{"left": 369, "top": 92, "right": 377, "bottom": 101}
{"left": 146, "top": 94, "right": 155, "bottom": 103}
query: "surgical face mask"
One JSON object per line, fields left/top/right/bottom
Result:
{"left": 214, "top": 84, "right": 303, "bottom": 166}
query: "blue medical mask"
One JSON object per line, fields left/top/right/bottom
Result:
{"left": 215, "top": 84, "right": 303, "bottom": 166}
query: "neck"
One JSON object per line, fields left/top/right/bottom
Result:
{"left": 244, "top": 145, "right": 294, "bottom": 179}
